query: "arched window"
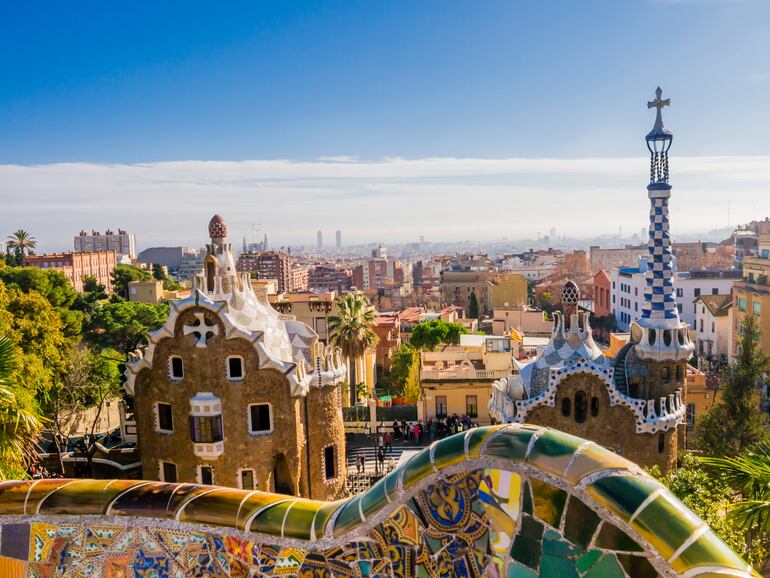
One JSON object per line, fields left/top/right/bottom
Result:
{"left": 574, "top": 391, "right": 587, "bottom": 423}
{"left": 561, "top": 397, "right": 571, "bottom": 417}
{"left": 590, "top": 396, "right": 599, "bottom": 417}
{"left": 662, "top": 367, "right": 671, "bottom": 384}
{"left": 675, "top": 364, "right": 682, "bottom": 382}
{"left": 658, "top": 433, "right": 665, "bottom": 454}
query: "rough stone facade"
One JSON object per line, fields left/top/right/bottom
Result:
{"left": 127, "top": 215, "right": 348, "bottom": 500}
{"left": 526, "top": 373, "right": 678, "bottom": 472}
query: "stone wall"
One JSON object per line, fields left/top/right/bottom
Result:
{"left": 134, "top": 306, "right": 346, "bottom": 499}
{"left": 526, "top": 373, "right": 678, "bottom": 472}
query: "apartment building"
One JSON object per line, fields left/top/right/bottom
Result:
{"left": 732, "top": 232, "right": 770, "bottom": 359}
{"left": 237, "top": 251, "right": 292, "bottom": 293}
{"left": 693, "top": 294, "right": 731, "bottom": 360}
{"left": 24, "top": 251, "right": 117, "bottom": 293}
{"left": 74, "top": 229, "right": 137, "bottom": 259}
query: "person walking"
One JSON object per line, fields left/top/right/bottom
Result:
{"left": 356, "top": 452, "right": 365, "bottom": 475}
{"left": 384, "top": 431, "right": 393, "bottom": 454}
{"left": 377, "top": 446, "right": 385, "bottom": 473}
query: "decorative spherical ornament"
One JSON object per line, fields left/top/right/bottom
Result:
{"left": 208, "top": 214, "right": 228, "bottom": 239}
{"left": 561, "top": 279, "right": 580, "bottom": 306}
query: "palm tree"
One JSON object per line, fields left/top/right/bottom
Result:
{"left": 701, "top": 442, "right": 770, "bottom": 535}
{"left": 328, "top": 293, "right": 378, "bottom": 406}
{"left": 0, "top": 335, "right": 44, "bottom": 479}
{"left": 6, "top": 229, "right": 37, "bottom": 263}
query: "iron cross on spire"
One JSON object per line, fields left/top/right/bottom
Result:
{"left": 647, "top": 86, "right": 671, "bottom": 133}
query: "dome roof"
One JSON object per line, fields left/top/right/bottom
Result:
{"left": 208, "top": 214, "right": 228, "bottom": 239}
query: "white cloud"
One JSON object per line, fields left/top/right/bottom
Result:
{"left": 1, "top": 155, "right": 769, "bottom": 251}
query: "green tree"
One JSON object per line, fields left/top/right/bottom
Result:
{"left": 0, "top": 334, "right": 44, "bottom": 479}
{"left": 410, "top": 319, "right": 470, "bottom": 350}
{"left": 468, "top": 290, "right": 480, "bottom": 319}
{"left": 5, "top": 230, "right": 37, "bottom": 265}
{"left": 110, "top": 264, "right": 152, "bottom": 300}
{"left": 389, "top": 344, "right": 417, "bottom": 397}
{"left": 651, "top": 453, "right": 768, "bottom": 565}
{"left": 0, "top": 267, "right": 81, "bottom": 338}
{"left": 0, "top": 282, "right": 75, "bottom": 398}
{"left": 85, "top": 300, "right": 169, "bottom": 354}
{"left": 697, "top": 315, "right": 770, "bottom": 457}
{"left": 328, "top": 293, "right": 378, "bottom": 405}
{"left": 47, "top": 347, "right": 122, "bottom": 476}
{"left": 151, "top": 263, "right": 165, "bottom": 280}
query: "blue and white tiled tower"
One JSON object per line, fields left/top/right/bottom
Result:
{"left": 631, "top": 88, "right": 694, "bottom": 362}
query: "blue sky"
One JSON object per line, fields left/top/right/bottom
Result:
{"left": 1, "top": 1, "right": 769, "bottom": 248}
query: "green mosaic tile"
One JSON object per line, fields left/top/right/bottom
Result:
{"left": 401, "top": 449, "right": 435, "bottom": 490}
{"left": 529, "top": 478, "right": 567, "bottom": 528}
{"left": 563, "top": 442, "right": 635, "bottom": 485}
{"left": 563, "top": 496, "right": 601, "bottom": 549}
{"left": 280, "top": 500, "right": 322, "bottom": 540}
{"left": 594, "top": 522, "right": 643, "bottom": 552}
{"left": 542, "top": 532, "right": 581, "bottom": 557}
{"left": 312, "top": 499, "right": 343, "bottom": 540}
{"left": 484, "top": 426, "right": 538, "bottom": 461}
{"left": 359, "top": 476, "right": 389, "bottom": 520}
{"left": 248, "top": 499, "right": 299, "bottom": 535}
{"left": 527, "top": 429, "right": 586, "bottom": 478}
{"left": 616, "top": 553, "right": 658, "bottom": 578}
{"left": 670, "top": 529, "right": 753, "bottom": 575}
{"left": 331, "top": 496, "right": 363, "bottom": 538}
{"left": 522, "top": 480, "right": 533, "bottom": 515}
{"left": 575, "top": 549, "right": 603, "bottom": 574}
{"left": 583, "top": 553, "right": 626, "bottom": 578}
{"left": 586, "top": 474, "right": 662, "bottom": 522}
{"left": 177, "top": 487, "right": 257, "bottom": 527}
{"left": 432, "top": 432, "right": 468, "bottom": 470}
{"left": 510, "top": 514, "right": 543, "bottom": 570}
{"left": 36, "top": 479, "right": 140, "bottom": 516}
{"left": 466, "top": 424, "right": 508, "bottom": 459}
{"left": 540, "top": 553, "right": 579, "bottom": 578}
{"left": 507, "top": 561, "right": 538, "bottom": 578}
{"left": 632, "top": 491, "right": 703, "bottom": 560}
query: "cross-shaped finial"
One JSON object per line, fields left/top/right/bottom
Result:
{"left": 647, "top": 86, "right": 671, "bottom": 111}
{"left": 183, "top": 312, "right": 220, "bottom": 348}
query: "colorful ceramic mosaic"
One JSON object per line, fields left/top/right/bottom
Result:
{"left": 0, "top": 425, "right": 757, "bottom": 576}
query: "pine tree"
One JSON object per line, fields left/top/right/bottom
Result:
{"left": 468, "top": 290, "right": 480, "bottom": 320}
{"left": 696, "top": 314, "right": 770, "bottom": 457}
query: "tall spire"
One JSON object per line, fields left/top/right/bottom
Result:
{"left": 632, "top": 87, "right": 693, "bottom": 361}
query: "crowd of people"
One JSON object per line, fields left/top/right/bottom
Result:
{"left": 27, "top": 465, "right": 62, "bottom": 479}
{"left": 391, "top": 414, "right": 478, "bottom": 446}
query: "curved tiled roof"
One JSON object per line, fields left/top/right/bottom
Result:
{"left": 0, "top": 425, "right": 756, "bottom": 577}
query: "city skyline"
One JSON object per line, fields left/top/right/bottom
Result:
{"left": 2, "top": 153, "right": 768, "bottom": 251}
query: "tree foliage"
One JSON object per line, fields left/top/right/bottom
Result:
{"left": 0, "top": 267, "right": 81, "bottom": 338}
{"left": 696, "top": 315, "right": 770, "bottom": 457}
{"left": 84, "top": 300, "right": 169, "bottom": 354}
{"left": 410, "top": 319, "right": 470, "bottom": 350}
{"left": 0, "top": 334, "right": 44, "bottom": 479}
{"left": 388, "top": 344, "right": 421, "bottom": 400}
{"left": 110, "top": 264, "right": 152, "bottom": 299}
{"left": 651, "top": 453, "right": 769, "bottom": 565}
{"left": 468, "top": 291, "right": 480, "bottom": 319}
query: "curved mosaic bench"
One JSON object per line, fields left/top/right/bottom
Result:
{"left": 0, "top": 425, "right": 756, "bottom": 577}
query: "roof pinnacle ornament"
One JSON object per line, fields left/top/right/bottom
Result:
{"left": 645, "top": 87, "right": 673, "bottom": 185}
{"left": 208, "top": 214, "right": 228, "bottom": 239}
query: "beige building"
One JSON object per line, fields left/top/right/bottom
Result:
{"left": 269, "top": 290, "right": 377, "bottom": 403}
{"left": 24, "top": 250, "right": 117, "bottom": 293}
{"left": 732, "top": 232, "right": 770, "bottom": 360}
{"left": 128, "top": 280, "right": 164, "bottom": 304}
{"left": 589, "top": 245, "right": 646, "bottom": 273}
{"left": 124, "top": 215, "right": 348, "bottom": 500}
{"left": 488, "top": 273, "right": 528, "bottom": 310}
{"left": 420, "top": 334, "right": 513, "bottom": 425}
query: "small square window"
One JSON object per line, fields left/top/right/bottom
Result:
{"left": 240, "top": 469, "right": 255, "bottom": 490}
{"left": 156, "top": 402, "right": 174, "bottom": 432}
{"left": 169, "top": 356, "right": 184, "bottom": 380}
{"left": 161, "top": 461, "right": 177, "bottom": 483}
{"left": 754, "top": 302, "right": 761, "bottom": 315}
{"left": 227, "top": 357, "right": 244, "bottom": 381}
{"left": 248, "top": 404, "right": 272, "bottom": 434}
{"left": 712, "top": 288, "right": 719, "bottom": 295}
{"left": 199, "top": 465, "right": 213, "bottom": 485}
